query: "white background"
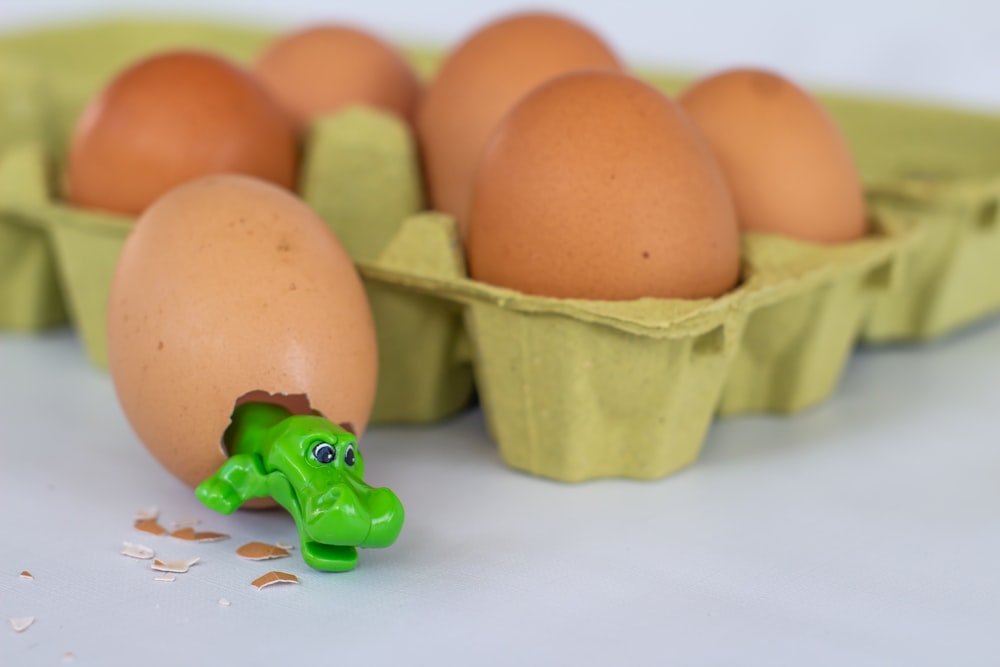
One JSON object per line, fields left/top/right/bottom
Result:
{"left": 2, "top": 2, "right": 1000, "bottom": 666}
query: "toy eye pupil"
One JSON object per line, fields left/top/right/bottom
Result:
{"left": 313, "top": 442, "right": 336, "bottom": 464}
{"left": 344, "top": 445, "right": 356, "bottom": 467}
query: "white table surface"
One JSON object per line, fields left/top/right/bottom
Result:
{"left": 3, "top": 319, "right": 1000, "bottom": 665}
{"left": 2, "top": 2, "right": 1000, "bottom": 665}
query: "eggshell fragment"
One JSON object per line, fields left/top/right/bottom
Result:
{"left": 66, "top": 50, "right": 298, "bottom": 216}
{"left": 107, "top": 174, "right": 377, "bottom": 491}
{"left": 170, "top": 528, "right": 229, "bottom": 543}
{"left": 251, "top": 571, "right": 299, "bottom": 589}
{"left": 417, "top": 11, "right": 623, "bottom": 228}
{"left": 467, "top": 70, "right": 740, "bottom": 301}
{"left": 134, "top": 519, "right": 167, "bottom": 536}
{"left": 679, "top": 68, "right": 867, "bottom": 243}
{"left": 121, "top": 542, "right": 155, "bottom": 559}
{"left": 10, "top": 617, "right": 34, "bottom": 633}
{"left": 254, "top": 24, "right": 421, "bottom": 127}
{"left": 151, "top": 558, "right": 199, "bottom": 574}
{"left": 236, "top": 542, "right": 291, "bottom": 561}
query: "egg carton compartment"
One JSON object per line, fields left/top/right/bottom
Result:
{"left": 0, "top": 63, "right": 67, "bottom": 331}
{"left": 718, "top": 223, "right": 912, "bottom": 415}
{"left": 862, "top": 178, "right": 1000, "bottom": 341}
{"left": 360, "top": 213, "right": 750, "bottom": 482}
{"left": 650, "top": 69, "right": 1000, "bottom": 343}
{"left": 0, "top": 105, "right": 473, "bottom": 425}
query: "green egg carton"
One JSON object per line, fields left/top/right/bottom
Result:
{"left": 718, "top": 223, "right": 911, "bottom": 415}
{"left": 0, "top": 60, "right": 67, "bottom": 331}
{"left": 862, "top": 178, "right": 1000, "bottom": 341}
{"left": 360, "top": 213, "right": 751, "bottom": 481}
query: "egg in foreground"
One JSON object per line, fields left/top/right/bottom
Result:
{"left": 466, "top": 70, "right": 741, "bottom": 301}
{"left": 107, "top": 174, "right": 377, "bottom": 490}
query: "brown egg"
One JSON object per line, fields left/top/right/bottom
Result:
{"left": 679, "top": 68, "right": 867, "bottom": 243}
{"left": 466, "top": 70, "right": 740, "bottom": 301}
{"left": 416, "top": 11, "right": 623, "bottom": 231}
{"left": 253, "top": 24, "right": 422, "bottom": 128}
{"left": 107, "top": 174, "right": 377, "bottom": 490}
{"left": 66, "top": 51, "right": 298, "bottom": 216}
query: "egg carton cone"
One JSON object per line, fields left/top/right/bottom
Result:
{"left": 0, "top": 144, "right": 67, "bottom": 330}
{"left": 862, "top": 178, "right": 1000, "bottom": 341}
{"left": 0, "top": 58, "right": 67, "bottom": 330}
{"left": 360, "top": 213, "right": 751, "bottom": 482}
{"left": 718, "top": 223, "right": 911, "bottom": 415}
{"left": 300, "top": 108, "right": 475, "bottom": 423}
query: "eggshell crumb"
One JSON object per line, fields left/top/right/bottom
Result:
{"left": 19, "top": 571, "right": 32, "bottom": 580}
{"left": 134, "top": 519, "right": 167, "bottom": 536}
{"left": 151, "top": 558, "right": 199, "bottom": 573}
{"left": 251, "top": 571, "right": 299, "bottom": 589}
{"left": 236, "top": 542, "right": 291, "bottom": 560}
{"left": 121, "top": 542, "right": 155, "bottom": 559}
{"left": 10, "top": 617, "right": 34, "bottom": 633}
{"left": 171, "top": 527, "right": 229, "bottom": 542}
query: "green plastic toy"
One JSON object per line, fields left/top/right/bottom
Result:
{"left": 195, "top": 402, "right": 404, "bottom": 572}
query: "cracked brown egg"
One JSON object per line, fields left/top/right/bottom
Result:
{"left": 679, "top": 68, "right": 867, "bottom": 243}
{"left": 106, "top": 174, "right": 377, "bottom": 490}
{"left": 466, "top": 70, "right": 740, "bottom": 301}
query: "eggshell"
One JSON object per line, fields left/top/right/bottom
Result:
{"left": 466, "top": 70, "right": 740, "bottom": 301}
{"left": 253, "top": 24, "right": 421, "bottom": 127}
{"left": 679, "top": 68, "right": 867, "bottom": 243}
{"left": 416, "top": 11, "right": 623, "bottom": 230}
{"left": 107, "top": 174, "right": 377, "bottom": 489}
{"left": 66, "top": 51, "right": 298, "bottom": 216}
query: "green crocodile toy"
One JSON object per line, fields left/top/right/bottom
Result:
{"left": 195, "top": 402, "right": 404, "bottom": 572}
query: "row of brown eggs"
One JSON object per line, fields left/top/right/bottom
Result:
{"left": 65, "top": 24, "right": 421, "bottom": 215}
{"left": 76, "top": 10, "right": 869, "bottom": 490}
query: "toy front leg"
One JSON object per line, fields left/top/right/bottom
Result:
{"left": 195, "top": 453, "right": 270, "bottom": 514}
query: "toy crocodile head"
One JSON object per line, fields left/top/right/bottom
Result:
{"left": 195, "top": 402, "right": 404, "bottom": 572}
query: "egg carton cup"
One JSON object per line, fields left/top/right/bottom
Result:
{"left": 718, "top": 223, "right": 912, "bottom": 415}
{"left": 0, "top": 106, "right": 473, "bottom": 425}
{"left": 359, "top": 213, "right": 752, "bottom": 482}
{"left": 646, "top": 73, "right": 1000, "bottom": 344}
{"left": 0, "top": 62, "right": 67, "bottom": 330}
{"left": 862, "top": 177, "right": 1000, "bottom": 342}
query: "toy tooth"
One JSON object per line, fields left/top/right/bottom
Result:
{"left": 196, "top": 401, "right": 404, "bottom": 572}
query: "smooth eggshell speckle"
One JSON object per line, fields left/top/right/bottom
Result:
{"left": 679, "top": 68, "right": 867, "bottom": 243}
{"left": 107, "top": 175, "right": 377, "bottom": 489}
{"left": 467, "top": 70, "right": 741, "bottom": 301}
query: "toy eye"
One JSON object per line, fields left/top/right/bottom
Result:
{"left": 312, "top": 442, "right": 336, "bottom": 464}
{"left": 344, "top": 444, "right": 356, "bottom": 467}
